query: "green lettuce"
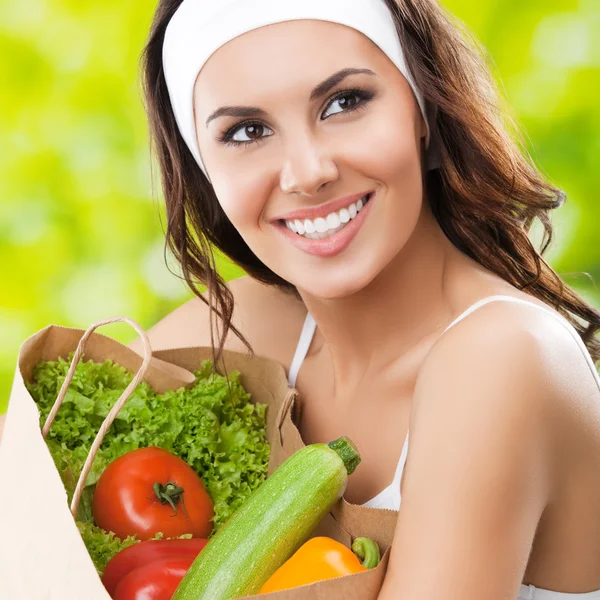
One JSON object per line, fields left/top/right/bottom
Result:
{"left": 29, "top": 354, "right": 270, "bottom": 533}
{"left": 76, "top": 522, "right": 194, "bottom": 575}
{"left": 76, "top": 521, "right": 139, "bottom": 575}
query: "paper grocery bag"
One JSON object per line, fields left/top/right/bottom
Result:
{"left": 0, "top": 319, "right": 204, "bottom": 600}
{"left": 278, "top": 389, "right": 400, "bottom": 545}
{"left": 235, "top": 385, "right": 400, "bottom": 600}
{"left": 150, "top": 354, "right": 398, "bottom": 600}
{"left": 0, "top": 318, "right": 304, "bottom": 599}
{"left": 0, "top": 317, "right": 399, "bottom": 599}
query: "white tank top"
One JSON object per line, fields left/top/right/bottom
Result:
{"left": 286, "top": 295, "right": 600, "bottom": 599}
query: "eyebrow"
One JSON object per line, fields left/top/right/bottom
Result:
{"left": 204, "top": 67, "right": 377, "bottom": 127}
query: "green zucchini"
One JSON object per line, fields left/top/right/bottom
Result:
{"left": 172, "top": 436, "right": 361, "bottom": 600}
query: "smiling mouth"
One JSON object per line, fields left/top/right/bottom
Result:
{"left": 279, "top": 192, "right": 373, "bottom": 240}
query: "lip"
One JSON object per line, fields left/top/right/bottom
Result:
{"left": 273, "top": 192, "right": 375, "bottom": 258}
{"left": 271, "top": 190, "right": 373, "bottom": 223}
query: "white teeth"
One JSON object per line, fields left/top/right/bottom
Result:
{"left": 339, "top": 208, "right": 350, "bottom": 224}
{"left": 326, "top": 212, "right": 341, "bottom": 229}
{"left": 314, "top": 217, "right": 328, "bottom": 233}
{"left": 285, "top": 193, "right": 370, "bottom": 238}
{"left": 304, "top": 220, "right": 346, "bottom": 240}
{"left": 304, "top": 219, "right": 315, "bottom": 234}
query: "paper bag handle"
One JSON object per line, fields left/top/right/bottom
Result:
{"left": 41, "top": 316, "right": 153, "bottom": 518}
{"left": 276, "top": 387, "right": 299, "bottom": 439}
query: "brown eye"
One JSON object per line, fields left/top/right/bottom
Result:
{"left": 221, "top": 121, "right": 274, "bottom": 146}
{"left": 338, "top": 95, "right": 358, "bottom": 110}
{"left": 324, "top": 93, "right": 360, "bottom": 117}
{"left": 321, "top": 89, "right": 374, "bottom": 119}
{"left": 244, "top": 124, "right": 264, "bottom": 139}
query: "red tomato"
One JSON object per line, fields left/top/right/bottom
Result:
{"left": 113, "top": 557, "right": 193, "bottom": 600}
{"left": 102, "top": 538, "right": 208, "bottom": 597}
{"left": 92, "top": 447, "right": 214, "bottom": 540}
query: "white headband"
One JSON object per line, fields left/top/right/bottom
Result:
{"left": 162, "top": 0, "right": 440, "bottom": 180}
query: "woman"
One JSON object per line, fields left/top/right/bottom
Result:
{"left": 137, "top": 0, "right": 600, "bottom": 597}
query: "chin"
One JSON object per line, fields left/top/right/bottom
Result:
{"left": 292, "top": 257, "right": 386, "bottom": 300}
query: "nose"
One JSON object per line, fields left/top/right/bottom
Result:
{"left": 279, "top": 132, "right": 339, "bottom": 196}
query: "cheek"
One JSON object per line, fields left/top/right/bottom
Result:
{"left": 330, "top": 103, "right": 421, "bottom": 190}
{"left": 361, "top": 108, "right": 424, "bottom": 249}
{"left": 211, "top": 174, "right": 269, "bottom": 229}
{"left": 364, "top": 112, "right": 421, "bottom": 181}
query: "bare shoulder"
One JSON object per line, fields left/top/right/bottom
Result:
{"left": 383, "top": 302, "right": 566, "bottom": 598}
{"left": 414, "top": 299, "right": 562, "bottom": 417}
{"left": 403, "top": 301, "right": 570, "bottom": 508}
{"left": 128, "top": 276, "right": 306, "bottom": 368}
{"left": 410, "top": 298, "right": 598, "bottom": 488}
{"left": 419, "top": 297, "right": 593, "bottom": 407}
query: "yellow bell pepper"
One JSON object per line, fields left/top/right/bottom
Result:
{"left": 258, "top": 536, "right": 381, "bottom": 594}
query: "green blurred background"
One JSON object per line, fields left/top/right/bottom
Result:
{"left": 1, "top": 0, "right": 599, "bottom": 414}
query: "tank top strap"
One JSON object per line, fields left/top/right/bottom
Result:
{"left": 439, "top": 295, "right": 600, "bottom": 391}
{"left": 391, "top": 430, "right": 410, "bottom": 498}
{"left": 287, "top": 311, "right": 317, "bottom": 388}
{"left": 440, "top": 295, "right": 520, "bottom": 334}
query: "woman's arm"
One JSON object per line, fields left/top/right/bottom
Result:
{"left": 127, "top": 277, "right": 251, "bottom": 355}
{"left": 378, "top": 304, "right": 561, "bottom": 600}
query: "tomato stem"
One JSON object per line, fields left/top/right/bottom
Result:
{"left": 153, "top": 481, "right": 186, "bottom": 515}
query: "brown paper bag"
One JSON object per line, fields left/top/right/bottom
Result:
{"left": 155, "top": 349, "right": 400, "bottom": 600}
{"left": 0, "top": 318, "right": 398, "bottom": 599}
{"left": 244, "top": 384, "right": 399, "bottom": 599}
{"left": 278, "top": 389, "right": 400, "bottom": 543}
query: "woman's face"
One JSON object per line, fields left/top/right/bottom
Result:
{"left": 194, "top": 19, "right": 427, "bottom": 299}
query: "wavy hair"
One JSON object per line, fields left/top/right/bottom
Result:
{"left": 139, "top": 0, "right": 600, "bottom": 368}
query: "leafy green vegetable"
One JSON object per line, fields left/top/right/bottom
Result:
{"left": 76, "top": 522, "right": 194, "bottom": 575}
{"left": 45, "top": 438, "right": 95, "bottom": 523}
{"left": 76, "top": 521, "right": 139, "bottom": 575}
{"left": 29, "top": 354, "right": 270, "bottom": 531}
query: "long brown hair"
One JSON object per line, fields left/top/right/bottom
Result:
{"left": 139, "top": 0, "right": 600, "bottom": 369}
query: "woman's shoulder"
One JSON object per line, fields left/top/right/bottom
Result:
{"left": 406, "top": 292, "right": 600, "bottom": 565}
{"left": 425, "top": 292, "right": 596, "bottom": 394}
{"left": 413, "top": 292, "right": 600, "bottom": 467}
{"left": 129, "top": 276, "right": 307, "bottom": 369}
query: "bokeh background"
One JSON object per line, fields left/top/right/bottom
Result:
{"left": 1, "top": 0, "right": 599, "bottom": 414}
